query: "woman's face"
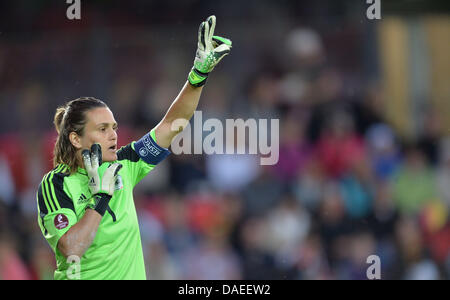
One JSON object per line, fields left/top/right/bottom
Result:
{"left": 77, "top": 107, "right": 119, "bottom": 163}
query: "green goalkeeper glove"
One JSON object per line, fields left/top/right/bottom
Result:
{"left": 188, "top": 15, "right": 232, "bottom": 87}
{"left": 82, "top": 143, "right": 122, "bottom": 217}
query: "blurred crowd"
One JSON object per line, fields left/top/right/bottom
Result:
{"left": 0, "top": 1, "right": 449, "bottom": 280}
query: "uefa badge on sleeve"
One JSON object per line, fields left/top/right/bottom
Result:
{"left": 54, "top": 214, "right": 69, "bottom": 230}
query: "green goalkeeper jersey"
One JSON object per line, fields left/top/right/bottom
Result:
{"left": 37, "top": 131, "right": 170, "bottom": 280}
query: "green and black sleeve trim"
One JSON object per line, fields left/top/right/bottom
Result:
{"left": 37, "top": 165, "right": 74, "bottom": 215}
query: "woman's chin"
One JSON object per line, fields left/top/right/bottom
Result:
{"left": 103, "top": 152, "right": 118, "bottom": 162}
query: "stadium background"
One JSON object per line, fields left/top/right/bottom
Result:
{"left": 0, "top": 0, "right": 449, "bottom": 279}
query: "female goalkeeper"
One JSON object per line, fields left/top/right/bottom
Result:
{"left": 36, "top": 16, "right": 231, "bottom": 280}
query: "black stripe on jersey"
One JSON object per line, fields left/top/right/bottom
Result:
{"left": 37, "top": 181, "right": 48, "bottom": 215}
{"left": 52, "top": 168, "right": 75, "bottom": 212}
{"left": 117, "top": 143, "right": 140, "bottom": 162}
{"left": 45, "top": 172, "right": 60, "bottom": 212}
{"left": 41, "top": 174, "right": 57, "bottom": 213}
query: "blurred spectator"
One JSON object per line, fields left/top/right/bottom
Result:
{"left": 317, "top": 181, "right": 353, "bottom": 268}
{"left": 206, "top": 152, "right": 260, "bottom": 194}
{"left": 285, "top": 28, "right": 325, "bottom": 70}
{"left": 180, "top": 232, "right": 242, "bottom": 280}
{"left": 339, "top": 161, "right": 373, "bottom": 219}
{"left": 365, "top": 123, "right": 401, "bottom": 180}
{"left": 419, "top": 202, "right": 450, "bottom": 267}
{"left": 307, "top": 67, "right": 345, "bottom": 142}
{"left": 273, "top": 112, "right": 312, "bottom": 182}
{"left": 170, "top": 155, "right": 206, "bottom": 193}
{"left": 238, "top": 73, "right": 282, "bottom": 120}
{"left": 365, "top": 187, "right": 400, "bottom": 280}
{"left": 241, "top": 167, "right": 284, "bottom": 217}
{"left": 403, "top": 259, "right": 441, "bottom": 280}
{"left": 392, "top": 144, "right": 437, "bottom": 216}
{"left": 316, "top": 110, "right": 366, "bottom": 178}
{"left": 335, "top": 232, "right": 377, "bottom": 280}
{"left": 238, "top": 217, "right": 287, "bottom": 279}
{"left": 292, "top": 157, "right": 325, "bottom": 212}
{"left": 366, "top": 181, "right": 399, "bottom": 241}
{"left": 264, "top": 194, "right": 311, "bottom": 269}
{"left": 161, "top": 195, "right": 197, "bottom": 256}
{"left": 279, "top": 27, "right": 325, "bottom": 106}
{"left": 145, "top": 241, "right": 179, "bottom": 280}
{"left": 295, "top": 234, "right": 332, "bottom": 280}
{"left": 418, "top": 108, "right": 444, "bottom": 166}
{"left": 394, "top": 217, "right": 442, "bottom": 280}
{"left": 353, "top": 84, "right": 386, "bottom": 136}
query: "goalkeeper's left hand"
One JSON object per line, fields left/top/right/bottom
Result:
{"left": 188, "top": 15, "right": 232, "bottom": 87}
{"left": 82, "top": 144, "right": 122, "bottom": 217}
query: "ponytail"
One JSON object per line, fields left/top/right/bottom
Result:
{"left": 54, "top": 106, "right": 66, "bottom": 135}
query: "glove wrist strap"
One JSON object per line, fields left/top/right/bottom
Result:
{"left": 188, "top": 68, "right": 208, "bottom": 87}
{"left": 87, "top": 194, "right": 112, "bottom": 217}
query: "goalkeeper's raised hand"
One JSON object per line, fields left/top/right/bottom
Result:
{"left": 82, "top": 143, "right": 122, "bottom": 217}
{"left": 188, "top": 15, "right": 232, "bottom": 87}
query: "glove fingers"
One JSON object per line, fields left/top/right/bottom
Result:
{"left": 82, "top": 149, "right": 92, "bottom": 172}
{"left": 213, "top": 43, "right": 231, "bottom": 61}
{"left": 102, "top": 163, "right": 122, "bottom": 195}
{"left": 90, "top": 143, "right": 102, "bottom": 169}
{"left": 198, "top": 21, "right": 206, "bottom": 51}
{"left": 113, "top": 163, "right": 123, "bottom": 176}
{"left": 103, "top": 162, "right": 122, "bottom": 177}
{"left": 206, "top": 15, "right": 216, "bottom": 44}
{"left": 212, "top": 36, "right": 232, "bottom": 47}
{"left": 203, "top": 20, "right": 211, "bottom": 51}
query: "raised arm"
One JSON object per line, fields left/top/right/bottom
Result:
{"left": 153, "top": 15, "right": 232, "bottom": 148}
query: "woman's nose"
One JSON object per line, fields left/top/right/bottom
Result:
{"left": 110, "top": 128, "right": 117, "bottom": 140}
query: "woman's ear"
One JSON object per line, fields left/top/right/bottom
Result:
{"left": 69, "top": 132, "right": 82, "bottom": 150}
